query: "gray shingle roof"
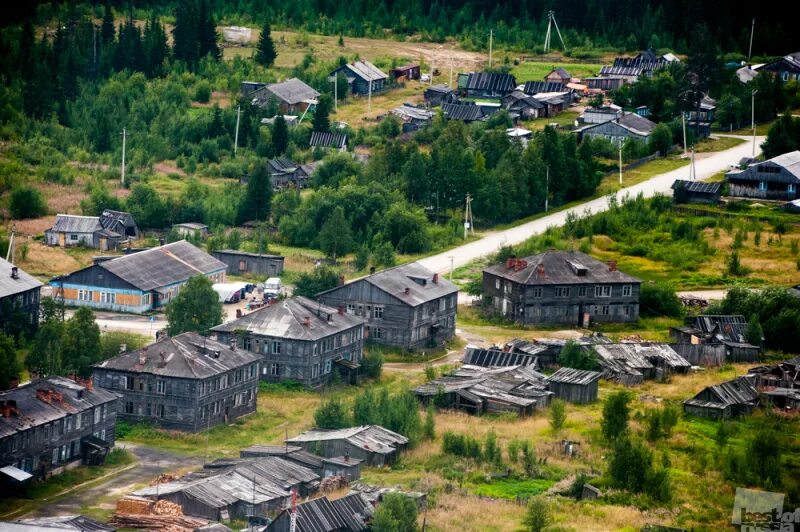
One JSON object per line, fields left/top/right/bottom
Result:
{"left": 94, "top": 332, "right": 260, "bottom": 379}
{"left": 98, "top": 240, "right": 226, "bottom": 292}
{"left": 685, "top": 376, "right": 759, "bottom": 409}
{"left": 0, "top": 258, "right": 42, "bottom": 299}
{"left": 618, "top": 113, "right": 657, "bottom": 135}
{"left": 441, "top": 103, "right": 486, "bottom": 122}
{"left": 310, "top": 131, "right": 347, "bottom": 150}
{"left": 484, "top": 251, "right": 640, "bottom": 286}
{"left": 265, "top": 78, "right": 320, "bottom": 105}
{"left": 286, "top": 425, "right": 408, "bottom": 455}
{"left": 211, "top": 296, "right": 364, "bottom": 341}
{"left": 671, "top": 180, "right": 722, "bottom": 194}
{"left": 547, "top": 367, "right": 601, "bottom": 385}
{"left": 341, "top": 60, "right": 388, "bottom": 82}
{"left": 49, "top": 215, "right": 102, "bottom": 234}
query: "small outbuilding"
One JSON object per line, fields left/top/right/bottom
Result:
{"left": 390, "top": 64, "right": 421, "bottom": 81}
{"left": 286, "top": 426, "right": 408, "bottom": 467}
{"left": 172, "top": 222, "right": 209, "bottom": 239}
{"left": 546, "top": 367, "right": 602, "bottom": 404}
{"left": 671, "top": 180, "right": 722, "bottom": 205}
{"left": 211, "top": 249, "right": 285, "bottom": 277}
{"left": 683, "top": 376, "right": 760, "bottom": 420}
{"left": 423, "top": 85, "right": 457, "bottom": 106}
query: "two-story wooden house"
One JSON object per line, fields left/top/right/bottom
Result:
{"left": 482, "top": 251, "right": 641, "bottom": 326}
{"left": 0, "top": 259, "right": 42, "bottom": 340}
{"left": 317, "top": 262, "right": 458, "bottom": 351}
{"left": 211, "top": 297, "right": 365, "bottom": 388}
{"left": 92, "top": 332, "right": 260, "bottom": 432}
{"left": 0, "top": 377, "right": 119, "bottom": 482}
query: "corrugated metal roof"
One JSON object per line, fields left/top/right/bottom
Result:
{"left": 265, "top": 78, "right": 320, "bottom": 105}
{"left": 94, "top": 332, "right": 260, "bottom": 379}
{"left": 547, "top": 367, "right": 601, "bottom": 385}
{"left": 212, "top": 296, "right": 364, "bottom": 341}
{"left": 342, "top": 60, "right": 388, "bottom": 82}
{"left": 441, "top": 103, "right": 486, "bottom": 122}
{"left": 463, "top": 345, "right": 540, "bottom": 368}
{"left": 671, "top": 180, "right": 722, "bottom": 194}
{"left": 49, "top": 215, "right": 102, "bottom": 234}
{"left": 0, "top": 258, "right": 42, "bottom": 299}
{"left": 464, "top": 72, "right": 517, "bottom": 93}
{"left": 95, "top": 240, "right": 226, "bottom": 292}
{"left": 309, "top": 131, "right": 347, "bottom": 150}
{"left": 484, "top": 251, "right": 639, "bottom": 285}
{"left": 286, "top": 426, "right": 408, "bottom": 455}
{"left": 0, "top": 377, "right": 118, "bottom": 439}
{"left": 685, "top": 376, "right": 759, "bottom": 409}
{"left": 10, "top": 516, "right": 114, "bottom": 532}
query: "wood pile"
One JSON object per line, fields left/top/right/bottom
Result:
{"left": 111, "top": 495, "right": 208, "bottom": 531}
{"left": 319, "top": 475, "right": 348, "bottom": 493}
{"left": 150, "top": 473, "right": 180, "bottom": 486}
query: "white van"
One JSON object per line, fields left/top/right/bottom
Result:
{"left": 265, "top": 277, "right": 281, "bottom": 297}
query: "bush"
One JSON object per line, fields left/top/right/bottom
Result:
{"left": 360, "top": 350, "right": 384, "bottom": 380}
{"left": 549, "top": 399, "right": 567, "bottom": 433}
{"left": 523, "top": 498, "right": 550, "bottom": 532}
{"left": 558, "top": 341, "right": 600, "bottom": 370}
{"left": 602, "top": 390, "right": 632, "bottom": 441}
{"left": 194, "top": 81, "right": 212, "bottom": 103}
{"left": 639, "top": 282, "right": 683, "bottom": 318}
{"left": 313, "top": 397, "right": 351, "bottom": 429}
{"left": 372, "top": 492, "right": 418, "bottom": 532}
{"left": 9, "top": 186, "right": 47, "bottom": 219}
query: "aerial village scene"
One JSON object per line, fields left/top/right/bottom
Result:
{"left": 0, "top": 1, "right": 799, "bottom": 531}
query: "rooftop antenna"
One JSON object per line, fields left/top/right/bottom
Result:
{"left": 543, "top": 11, "right": 567, "bottom": 54}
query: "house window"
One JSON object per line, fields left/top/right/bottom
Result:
{"left": 270, "top": 363, "right": 280, "bottom": 376}
{"left": 100, "top": 292, "right": 116, "bottom": 304}
{"left": 624, "top": 305, "right": 632, "bottom": 316}
{"left": 78, "top": 289, "right": 94, "bottom": 302}
{"left": 70, "top": 234, "right": 79, "bottom": 241}
{"left": 759, "top": 181, "right": 768, "bottom": 191}
{"left": 94, "top": 407, "right": 101, "bottom": 425}
{"left": 373, "top": 306, "right": 384, "bottom": 319}
{"left": 142, "top": 293, "right": 151, "bottom": 306}
{"left": 324, "top": 360, "right": 332, "bottom": 374}
{"left": 125, "top": 401, "right": 134, "bottom": 414}
{"left": 594, "top": 285, "right": 611, "bottom": 298}
{"left": 532, "top": 287, "right": 543, "bottom": 299}
{"left": 495, "top": 279, "right": 500, "bottom": 290}
{"left": 156, "top": 380, "right": 166, "bottom": 394}
{"left": 346, "top": 304, "right": 357, "bottom": 315}
{"left": 602, "top": 305, "right": 610, "bottom": 315}
{"left": 622, "top": 285, "right": 632, "bottom": 297}
{"left": 372, "top": 327, "right": 383, "bottom": 339}
{"left": 272, "top": 341, "right": 281, "bottom": 354}
{"left": 578, "top": 286, "right": 586, "bottom": 297}
{"left": 312, "top": 364, "right": 319, "bottom": 378}
{"left": 313, "top": 343, "right": 318, "bottom": 355}
{"left": 789, "top": 184, "right": 796, "bottom": 193}
{"left": 555, "top": 287, "right": 570, "bottom": 298}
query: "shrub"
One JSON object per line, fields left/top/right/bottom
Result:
{"left": 372, "top": 492, "right": 418, "bottom": 532}
{"left": 602, "top": 390, "right": 632, "bottom": 441}
{"left": 194, "top": 81, "right": 212, "bottom": 103}
{"left": 360, "top": 350, "right": 384, "bottom": 380}
{"left": 549, "top": 399, "right": 567, "bottom": 433}
{"left": 313, "top": 397, "right": 350, "bottom": 429}
{"left": 523, "top": 498, "right": 550, "bottom": 532}
{"left": 558, "top": 341, "right": 600, "bottom": 370}
{"left": 639, "top": 282, "right": 683, "bottom": 318}
{"left": 727, "top": 251, "right": 748, "bottom": 276}
{"left": 9, "top": 186, "right": 47, "bottom": 219}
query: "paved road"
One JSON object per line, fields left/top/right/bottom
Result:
{"left": 27, "top": 443, "right": 202, "bottom": 518}
{"left": 419, "top": 135, "right": 765, "bottom": 274}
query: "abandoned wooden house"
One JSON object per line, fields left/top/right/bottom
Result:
{"left": 267, "top": 493, "right": 373, "bottom": 532}
{"left": 0, "top": 376, "right": 119, "bottom": 483}
{"left": 133, "top": 457, "right": 320, "bottom": 520}
{"left": 725, "top": 150, "right": 800, "bottom": 201}
{"left": 462, "top": 344, "right": 540, "bottom": 369}
{"left": 51, "top": 240, "right": 227, "bottom": 313}
{"left": 423, "top": 84, "right": 457, "bottom": 106}
{"left": 414, "top": 365, "right": 554, "bottom": 415}
{"left": 317, "top": 262, "right": 458, "bottom": 351}
{"left": 92, "top": 332, "right": 260, "bottom": 432}
{"left": 683, "top": 376, "right": 760, "bottom": 420}
{"left": 286, "top": 426, "right": 408, "bottom": 467}
{"left": 482, "top": 251, "right": 641, "bottom": 326}
{"left": 546, "top": 367, "right": 602, "bottom": 404}
{"left": 390, "top": 63, "right": 421, "bottom": 81}
{"left": 747, "top": 357, "right": 800, "bottom": 390}
{"left": 501, "top": 91, "right": 546, "bottom": 120}
{"left": 249, "top": 78, "right": 320, "bottom": 114}
{"left": 390, "top": 104, "right": 435, "bottom": 133}
{"left": 671, "top": 180, "right": 722, "bottom": 205}
{"left": 266, "top": 158, "right": 312, "bottom": 189}
{"left": 330, "top": 60, "right": 388, "bottom": 96}
{"left": 211, "top": 249, "right": 285, "bottom": 277}
{"left": 212, "top": 296, "right": 365, "bottom": 388}
{"left": 670, "top": 315, "right": 761, "bottom": 363}
{"left": 545, "top": 67, "right": 572, "bottom": 84}
{"left": 684, "top": 95, "right": 716, "bottom": 138}
{"left": 441, "top": 102, "right": 488, "bottom": 123}
{"left": 309, "top": 131, "right": 348, "bottom": 152}
{"left": 591, "top": 343, "right": 691, "bottom": 385}
{"left": 172, "top": 222, "right": 209, "bottom": 239}
{"left": 461, "top": 72, "right": 517, "bottom": 98}
{"left": 575, "top": 112, "right": 657, "bottom": 145}
{"left": 240, "top": 445, "right": 363, "bottom": 482}
{"left": 0, "top": 258, "right": 42, "bottom": 339}
{"left": 45, "top": 209, "right": 139, "bottom": 251}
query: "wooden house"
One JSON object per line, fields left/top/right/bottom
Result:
{"left": 267, "top": 493, "right": 373, "bottom": 532}
{"left": 598, "top": 52, "right": 668, "bottom": 83}
{"left": 310, "top": 131, "right": 348, "bottom": 152}
{"left": 534, "top": 93, "right": 570, "bottom": 117}
{"left": 93, "top": 332, "right": 260, "bottom": 432}
{"left": 240, "top": 445, "right": 363, "bottom": 482}
{"left": 584, "top": 76, "right": 625, "bottom": 91}
{"left": 211, "top": 250, "right": 285, "bottom": 277}
{"left": 592, "top": 343, "right": 691, "bottom": 385}
{"left": 545, "top": 67, "right": 571, "bottom": 84}
{"left": 482, "top": 252, "right": 640, "bottom": 326}
{"left": 684, "top": 96, "right": 716, "bottom": 138}
{"left": 0, "top": 259, "right": 41, "bottom": 339}
{"left": 546, "top": 367, "right": 601, "bottom": 404}
{"left": 424, "top": 84, "right": 457, "bottom": 106}
{"left": 576, "top": 112, "right": 657, "bottom": 145}
{"left": 441, "top": 102, "right": 487, "bottom": 123}
{"left": 522, "top": 81, "right": 568, "bottom": 96}
{"left": 390, "top": 63, "right": 420, "bottom": 81}
{"left": 0, "top": 377, "right": 119, "bottom": 482}
{"left": 671, "top": 180, "right": 722, "bottom": 205}
{"left": 241, "top": 81, "right": 268, "bottom": 96}
{"left": 390, "top": 104, "right": 435, "bottom": 133}
{"left": 330, "top": 60, "right": 388, "bottom": 96}
{"left": 462, "top": 72, "right": 517, "bottom": 98}
{"left": 317, "top": 262, "right": 458, "bottom": 351}
{"left": 45, "top": 210, "right": 138, "bottom": 251}
{"left": 726, "top": 150, "right": 800, "bottom": 201}
{"left": 212, "top": 296, "right": 365, "bottom": 388}
{"left": 683, "top": 376, "right": 759, "bottom": 419}
{"left": 579, "top": 106, "right": 622, "bottom": 125}
{"left": 756, "top": 51, "right": 800, "bottom": 82}
{"left": 286, "top": 425, "right": 408, "bottom": 467}
{"left": 501, "top": 91, "right": 545, "bottom": 119}
{"left": 250, "top": 78, "right": 320, "bottom": 114}
{"left": 267, "top": 158, "right": 312, "bottom": 188}
{"left": 172, "top": 222, "right": 209, "bottom": 239}
{"left": 748, "top": 357, "right": 800, "bottom": 390}
{"left": 50, "top": 240, "right": 227, "bottom": 313}
{"left": 414, "top": 365, "right": 553, "bottom": 415}
{"left": 670, "top": 315, "right": 761, "bottom": 362}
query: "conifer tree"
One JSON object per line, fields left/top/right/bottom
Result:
{"left": 197, "top": 0, "right": 220, "bottom": 60}
{"left": 272, "top": 114, "right": 289, "bottom": 156}
{"left": 255, "top": 20, "right": 277, "bottom": 68}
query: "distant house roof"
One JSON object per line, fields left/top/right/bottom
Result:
{"left": 173, "top": 222, "right": 208, "bottom": 230}
{"left": 547, "top": 367, "right": 602, "bottom": 386}
{"left": 212, "top": 249, "right": 284, "bottom": 260}
{"left": 503, "top": 90, "right": 545, "bottom": 110}
{"left": 320, "top": 262, "right": 458, "bottom": 308}
{"left": 310, "top": 131, "right": 347, "bottom": 150}
{"left": 593, "top": 343, "right": 690, "bottom": 383}
{"left": 425, "top": 84, "right": 454, "bottom": 94}
{"left": 726, "top": 150, "right": 800, "bottom": 184}
{"left": 267, "top": 493, "right": 373, "bottom": 532}
{"left": 287, "top": 425, "right": 409, "bottom": 455}
{"left": 484, "top": 251, "right": 640, "bottom": 286}
{"left": 0, "top": 258, "right": 42, "bottom": 299}
{"left": 390, "top": 104, "right": 435, "bottom": 122}
{"left": 617, "top": 113, "right": 657, "bottom": 135}
{"left": 757, "top": 51, "right": 800, "bottom": 74}
{"left": 599, "top": 55, "right": 667, "bottom": 78}
{"left": 211, "top": 296, "right": 364, "bottom": 341}
{"left": 686, "top": 315, "right": 754, "bottom": 346}
{"left": 464, "top": 72, "right": 517, "bottom": 93}
{"left": 522, "top": 81, "right": 569, "bottom": 95}
{"left": 0, "top": 376, "right": 118, "bottom": 440}
{"left": 99, "top": 209, "right": 136, "bottom": 234}
{"left": 547, "top": 67, "right": 571, "bottom": 80}
{"left": 671, "top": 180, "right": 722, "bottom": 195}
{"left": 49, "top": 214, "right": 103, "bottom": 234}
{"left": 339, "top": 60, "right": 388, "bottom": 82}
{"left": 268, "top": 157, "right": 301, "bottom": 174}
{"left": 463, "top": 344, "right": 540, "bottom": 368}
{"left": 684, "top": 376, "right": 760, "bottom": 410}
{"left": 263, "top": 78, "right": 320, "bottom": 105}
{"left": 94, "top": 332, "right": 260, "bottom": 379}
{"left": 7, "top": 515, "right": 114, "bottom": 532}
{"left": 89, "top": 240, "right": 226, "bottom": 292}
{"left": 736, "top": 65, "right": 759, "bottom": 83}
{"left": 441, "top": 102, "right": 486, "bottom": 122}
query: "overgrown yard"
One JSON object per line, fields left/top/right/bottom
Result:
{"left": 510, "top": 61, "right": 601, "bottom": 82}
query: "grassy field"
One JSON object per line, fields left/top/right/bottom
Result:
{"left": 596, "top": 157, "right": 690, "bottom": 196}
{"left": 693, "top": 135, "right": 746, "bottom": 153}
{"left": 510, "top": 62, "right": 601, "bottom": 82}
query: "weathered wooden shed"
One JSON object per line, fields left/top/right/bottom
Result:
{"left": 286, "top": 426, "right": 408, "bottom": 467}
{"left": 211, "top": 250, "right": 285, "bottom": 277}
{"left": 546, "top": 367, "right": 601, "bottom": 404}
{"left": 240, "top": 445, "right": 363, "bottom": 482}
{"left": 267, "top": 493, "right": 373, "bottom": 532}
{"left": 592, "top": 343, "right": 690, "bottom": 385}
{"left": 683, "top": 376, "right": 759, "bottom": 420}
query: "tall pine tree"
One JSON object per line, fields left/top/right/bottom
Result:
{"left": 272, "top": 114, "right": 289, "bottom": 155}
{"left": 255, "top": 20, "right": 277, "bottom": 67}
{"left": 237, "top": 163, "right": 272, "bottom": 225}
{"left": 197, "top": 0, "right": 220, "bottom": 60}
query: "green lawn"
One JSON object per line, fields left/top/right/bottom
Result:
{"left": 522, "top": 110, "right": 580, "bottom": 132}
{"left": 510, "top": 62, "right": 600, "bottom": 82}
{"left": 693, "top": 136, "right": 746, "bottom": 153}
{"left": 596, "top": 157, "right": 690, "bottom": 196}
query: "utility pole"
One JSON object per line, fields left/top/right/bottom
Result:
{"left": 618, "top": 143, "right": 623, "bottom": 186}
{"left": 463, "top": 194, "right": 474, "bottom": 240}
{"left": 367, "top": 76, "right": 372, "bottom": 115}
{"left": 488, "top": 29, "right": 493, "bottom": 69}
{"left": 334, "top": 75, "right": 338, "bottom": 112}
{"left": 449, "top": 57, "right": 453, "bottom": 88}
{"left": 748, "top": 18, "right": 755, "bottom": 61}
{"left": 120, "top": 128, "right": 127, "bottom": 187}
{"left": 681, "top": 113, "right": 687, "bottom": 157}
{"left": 545, "top": 166, "right": 549, "bottom": 212}
{"left": 5, "top": 225, "right": 14, "bottom": 263}
{"left": 543, "top": 11, "right": 567, "bottom": 53}
{"left": 751, "top": 89, "right": 758, "bottom": 158}
{"left": 448, "top": 256, "right": 454, "bottom": 281}
{"left": 234, "top": 105, "right": 241, "bottom": 156}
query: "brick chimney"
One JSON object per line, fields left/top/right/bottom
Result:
{"left": 338, "top": 275, "right": 345, "bottom": 286}
{"left": 138, "top": 351, "right": 147, "bottom": 365}
{"left": 433, "top": 273, "right": 439, "bottom": 284}
{"left": 10, "top": 266, "right": 18, "bottom": 279}
{"left": 608, "top": 260, "right": 617, "bottom": 272}
{"left": 338, "top": 305, "right": 343, "bottom": 315}
{"left": 536, "top": 263, "right": 545, "bottom": 276}
{"left": 304, "top": 316, "right": 311, "bottom": 327}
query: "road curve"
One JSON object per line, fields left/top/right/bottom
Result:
{"left": 419, "top": 135, "right": 764, "bottom": 274}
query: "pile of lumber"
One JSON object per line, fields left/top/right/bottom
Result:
{"left": 150, "top": 473, "right": 179, "bottom": 486}
{"left": 111, "top": 495, "right": 208, "bottom": 531}
{"left": 319, "top": 475, "right": 349, "bottom": 493}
